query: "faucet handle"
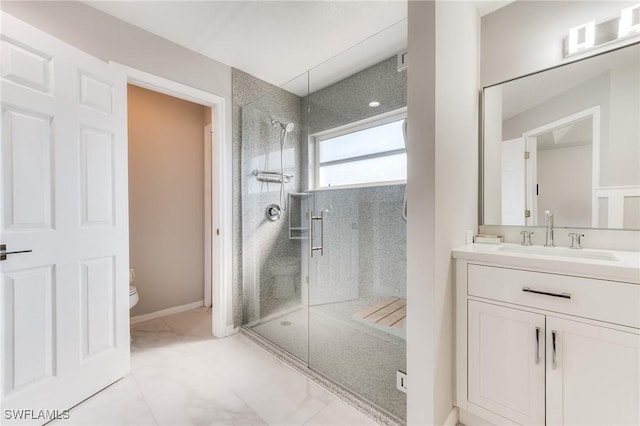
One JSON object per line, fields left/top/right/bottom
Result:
{"left": 520, "top": 230, "right": 534, "bottom": 246}
{"left": 568, "top": 232, "right": 584, "bottom": 249}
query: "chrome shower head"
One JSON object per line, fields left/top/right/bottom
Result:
{"left": 271, "top": 119, "right": 294, "bottom": 133}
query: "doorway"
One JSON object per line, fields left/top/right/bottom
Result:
{"left": 127, "top": 85, "right": 212, "bottom": 323}
{"left": 111, "top": 63, "right": 233, "bottom": 338}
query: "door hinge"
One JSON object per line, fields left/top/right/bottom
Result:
{"left": 525, "top": 209, "right": 531, "bottom": 218}
{"left": 524, "top": 151, "right": 530, "bottom": 159}
{"left": 396, "top": 371, "right": 407, "bottom": 393}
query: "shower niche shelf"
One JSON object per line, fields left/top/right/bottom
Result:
{"left": 288, "top": 192, "right": 310, "bottom": 240}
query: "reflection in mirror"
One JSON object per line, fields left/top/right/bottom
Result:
{"left": 482, "top": 42, "right": 640, "bottom": 230}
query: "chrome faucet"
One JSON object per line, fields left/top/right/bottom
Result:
{"left": 520, "top": 230, "right": 534, "bottom": 246}
{"left": 544, "top": 210, "right": 555, "bottom": 247}
{"left": 568, "top": 232, "right": 584, "bottom": 249}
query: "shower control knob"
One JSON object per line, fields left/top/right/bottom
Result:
{"left": 266, "top": 204, "right": 282, "bottom": 221}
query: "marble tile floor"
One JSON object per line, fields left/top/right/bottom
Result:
{"left": 52, "top": 307, "right": 378, "bottom": 426}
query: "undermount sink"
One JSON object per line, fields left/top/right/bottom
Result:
{"left": 497, "top": 245, "right": 619, "bottom": 261}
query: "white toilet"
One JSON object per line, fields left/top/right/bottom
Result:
{"left": 270, "top": 257, "right": 299, "bottom": 299}
{"left": 129, "top": 286, "right": 139, "bottom": 309}
{"left": 129, "top": 268, "right": 139, "bottom": 309}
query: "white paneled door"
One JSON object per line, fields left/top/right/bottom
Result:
{"left": 1, "top": 12, "right": 129, "bottom": 425}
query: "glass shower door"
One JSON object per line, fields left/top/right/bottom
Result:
{"left": 307, "top": 187, "right": 407, "bottom": 421}
{"left": 305, "top": 18, "right": 408, "bottom": 421}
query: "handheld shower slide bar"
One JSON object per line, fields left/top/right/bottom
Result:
{"left": 253, "top": 169, "right": 293, "bottom": 184}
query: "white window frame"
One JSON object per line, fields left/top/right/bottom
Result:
{"left": 310, "top": 107, "right": 408, "bottom": 190}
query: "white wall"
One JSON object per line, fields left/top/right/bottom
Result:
{"left": 480, "top": 0, "right": 640, "bottom": 250}
{"left": 407, "top": 1, "right": 436, "bottom": 423}
{"left": 483, "top": 86, "right": 503, "bottom": 224}
{"left": 434, "top": 2, "right": 479, "bottom": 423}
{"left": 537, "top": 144, "right": 592, "bottom": 227}
{"left": 407, "top": 1, "right": 479, "bottom": 424}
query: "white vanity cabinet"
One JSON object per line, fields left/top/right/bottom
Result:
{"left": 467, "top": 301, "right": 545, "bottom": 425}
{"left": 453, "top": 244, "right": 640, "bottom": 426}
{"left": 545, "top": 316, "right": 640, "bottom": 426}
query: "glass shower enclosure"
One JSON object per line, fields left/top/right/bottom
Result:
{"left": 240, "top": 20, "right": 408, "bottom": 421}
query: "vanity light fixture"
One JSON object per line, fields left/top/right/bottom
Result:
{"left": 568, "top": 21, "right": 595, "bottom": 54}
{"left": 369, "top": 101, "right": 381, "bottom": 108}
{"left": 564, "top": 6, "right": 640, "bottom": 57}
{"left": 619, "top": 4, "right": 640, "bottom": 38}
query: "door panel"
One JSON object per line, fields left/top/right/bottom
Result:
{"left": 2, "top": 107, "right": 53, "bottom": 230}
{"left": 1, "top": 12, "right": 129, "bottom": 424}
{"left": 501, "top": 137, "right": 525, "bottom": 226}
{"left": 3, "top": 266, "right": 55, "bottom": 394}
{"left": 80, "top": 127, "right": 115, "bottom": 226}
{"left": 546, "top": 317, "right": 640, "bottom": 426}
{"left": 80, "top": 256, "right": 116, "bottom": 358}
{"left": 468, "top": 301, "right": 546, "bottom": 426}
{"left": 0, "top": 38, "right": 52, "bottom": 93}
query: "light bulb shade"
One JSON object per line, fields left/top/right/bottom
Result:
{"left": 619, "top": 4, "right": 640, "bottom": 38}
{"left": 568, "top": 21, "right": 595, "bottom": 54}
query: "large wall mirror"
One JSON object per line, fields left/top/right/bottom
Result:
{"left": 482, "top": 42, "right": 640, "bottom": 230}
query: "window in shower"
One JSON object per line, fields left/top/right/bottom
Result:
{"left": 313, "top": 110, "right": 407, "bottom": 188}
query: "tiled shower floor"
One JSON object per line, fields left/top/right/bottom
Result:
{"left": 248, "top": 300, "right": 407, "bottom": 421}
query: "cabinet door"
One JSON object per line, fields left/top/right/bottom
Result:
{"left": 468, "top": 301, "right": 546, "bottom": 425}
{"left": 547, "top": 317, "right": 640, "bottom": 426}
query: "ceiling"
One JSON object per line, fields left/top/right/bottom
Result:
{"left": 83, "top": 1, "right": 514, "bottom": 92}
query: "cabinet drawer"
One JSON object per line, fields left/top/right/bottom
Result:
{"left": 468, "top": 264, "right": 640, "bottom": 329}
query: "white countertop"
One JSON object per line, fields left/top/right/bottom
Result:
{"left": 452, "top": 243, "right": 640, "bottom": 284}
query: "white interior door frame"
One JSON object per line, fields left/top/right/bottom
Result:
{"left": 522, "top": 106, "right": 600, "bottom": 227}
{"left": 109, "top": 63, "right": 234, "bottom": 338}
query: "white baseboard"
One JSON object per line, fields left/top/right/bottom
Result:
{"left": 443, "top": 407, "right": 459, "bottom": 426}
{"left": 130, "top": 300, "right": 204, "bottom": 325}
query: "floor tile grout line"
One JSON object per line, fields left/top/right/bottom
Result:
{"left": 127, "top": 371, "right": 161, "bottom": 426}
{"left": 185, "top": 338, "right": 272, "bottom": 426}
{"left": 231, "top": 334, "right": 335, "bottom": 424}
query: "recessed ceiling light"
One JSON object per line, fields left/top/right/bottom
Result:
{"left": 369, "top": 101, "right": 381, "bottom": 107}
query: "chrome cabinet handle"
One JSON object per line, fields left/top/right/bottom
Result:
{"left": 309, "top": 211, "right": 324, "bottom": 257}
{"left": 535, "top": 327, "right": 541, "bottom": 364}
{"left": 523, "top": 287, "right": 571, "bottom": 299}
{"left": 0, "top": 244, "right": 32, "bottom": 261}
{"left": 552, "top": 330, "right": 558, "bottom": 369}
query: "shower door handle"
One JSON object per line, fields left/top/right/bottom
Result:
{"left": 309, "top": 210, "right": 324, "bottom": 258}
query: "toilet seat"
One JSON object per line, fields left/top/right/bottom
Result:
{"left": 129, "top": 286, "right": 139, "bottom": 309}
